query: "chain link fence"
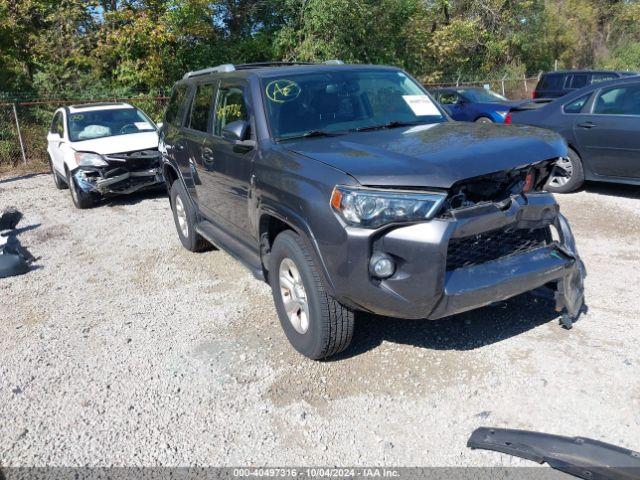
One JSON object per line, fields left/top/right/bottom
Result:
{"left": 0, "top": 96, "right": 168, "bottom": 174}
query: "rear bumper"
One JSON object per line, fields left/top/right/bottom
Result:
{"left": 329, "top": 193, "right": 585, "bottom": 320}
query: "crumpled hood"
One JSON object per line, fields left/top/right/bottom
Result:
{"left": 70, "top": 131, "right": 159, "bottom": 155}
{"left": 283, "top": 122, "right": 566, "bottom": 189}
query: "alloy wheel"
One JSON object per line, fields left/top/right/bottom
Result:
{"left": 279, "top": 258, "right": 310, "bottom": 334}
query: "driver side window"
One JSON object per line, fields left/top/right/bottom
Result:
{"left": 50, "top": 112, "right": 64, "bottom": 136}
{"left": 439, "top": 92, "right": 459, "bottom": 105}
{"left": 213, "top": 85, "right": 249, "bottom": 137}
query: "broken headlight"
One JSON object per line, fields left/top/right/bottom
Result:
{"left": 330, "top": 186, "right": 446, "bottom": 228}
{"left": 74, "top": 151, "right": 108, "bottom": 167}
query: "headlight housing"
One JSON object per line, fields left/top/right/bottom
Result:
{"left": 74, "top": 151, "right": 108, "bottom": 167}
{"left": 330, "top": 186, "right": 446, "bottom": 228}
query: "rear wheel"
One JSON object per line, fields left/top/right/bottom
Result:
{"left": 546, "top": 148, "right": 584, "bottom": 193}
{"left": 170, "top": 180, "right": 210, "bottom": 252}
{"left": 66, "top": 169, "right": 95, "bottom": 209}
{"left": 269, "top": 230, "right": 354, "bottom": 360}
{"left": 475, "top": 116, "right": 493, "bottom": 124}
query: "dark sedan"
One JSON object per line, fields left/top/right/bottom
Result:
{"left": 507, "top": 76, "right": 640, "bottom": 192}
{"left": 431, "top": 87, "right": 521, "bottom": 123}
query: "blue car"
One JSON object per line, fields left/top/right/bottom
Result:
{"left": 431, "top": 87, "right": 522, "bottom": 123}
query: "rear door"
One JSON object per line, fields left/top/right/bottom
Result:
{"left": 573, "top": 82, "right": 640, "bottom": 178}
{"left": 47, "top": 111, "right": 66, "bottom": 173}
{"left": 183, "top": 81, "right": 220, "bottom": 219}
{"left": 206, "top": 79, "right": 256, "bottom": 238}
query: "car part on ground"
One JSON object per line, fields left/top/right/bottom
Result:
{"left": 508, "top": 76, "right": 640, "bottom": 191}
{"left": 161, "top": 61, "right": 586, "bottom": 359}
{"left": 468, "top": 427, "right": 640, "bottom": 480}
{"left": 0, "top": 207, "right": 34, "bottom": 279}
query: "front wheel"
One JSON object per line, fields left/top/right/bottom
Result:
{"left": 545, "top": 148, "right": 585, "bottom": 193}
{"left": 66, "top": 169, "right": 95, "bottom": 209}
{"left": 269, "top": 230, "right": 354, "bottom": 360}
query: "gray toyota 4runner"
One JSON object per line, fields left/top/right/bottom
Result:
{"left": 159, "top": 62, "right": 586, "bottom": 360}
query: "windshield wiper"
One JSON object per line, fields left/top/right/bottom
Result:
{"left": 278, "top": 130, "right": 343, "bottom": 141}
{"left": 352, "top": 120, "right": 425, "bottom": 132}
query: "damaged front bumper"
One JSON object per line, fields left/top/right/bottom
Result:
{"left": 331, "top": 192, "right": 586, "bottom": 322}
{"left": 72, "top": 149, "right": 164, "bottom": 196}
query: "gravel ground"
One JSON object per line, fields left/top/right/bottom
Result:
{"left": 1, "top": 172, "right": 639, "bottom": 468}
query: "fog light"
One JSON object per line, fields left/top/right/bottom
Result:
{"left": 370, "top": 253, "right": 395, "bottom": 279}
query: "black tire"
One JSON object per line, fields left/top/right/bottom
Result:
{"left": 50, "top": 159, "right": 67, "bottom": 190}
{"left": 475, "top": 116, "right": 493, "bottom": 124}
{"left": 269, "top": 230, "right": 354, "bottom": 360}
{"left": 545, "top": 148, "right": 585, "bottom": 194}
{"left": 66, "top": 169, "right": 95, "bottom": 209}
{"left": 170, "top": 180, "right": 210, "bottom": 252}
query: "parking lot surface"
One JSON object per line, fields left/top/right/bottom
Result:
{"left": 1, "top": 173, "right": 639, "bottom": 467}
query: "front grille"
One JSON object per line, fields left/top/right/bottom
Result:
{"left": 106, "top": 149, "right": 161, "bottom": 170}
{"left": 446, "top": 228, "right": 549, "bottom": 271}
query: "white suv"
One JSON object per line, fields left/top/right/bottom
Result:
{"left": 47, "top": 102, "right": 162, "bottom": 208}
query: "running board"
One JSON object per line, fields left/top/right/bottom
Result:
{"left": 195, "top": 220, "right": 264, "bottom": 281}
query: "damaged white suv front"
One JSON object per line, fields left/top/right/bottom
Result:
{"left": 47, "top": 102, "right": 162, "bottom": 209}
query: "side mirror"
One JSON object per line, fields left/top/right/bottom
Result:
{"left": 156, "top": 122, "right": 163, "bottom": 130}
{"left": 48, "top": 132, "right": 61, "bottom": 142}
{"left": 222, "top": 120, "right": 250, "bottom": 142}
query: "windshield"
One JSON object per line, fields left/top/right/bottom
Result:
{"left": 67, "top": 108, "right": 156, "bottom": 142}
{"left": 459, "top": 88, "right": 508, "bottom": 103}
{"left": 261, "top": 69, "right": 446, "bottom": 140}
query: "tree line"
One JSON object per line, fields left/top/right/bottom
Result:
{"left": 1, "top": 0, "right": 639, "bottom": 99}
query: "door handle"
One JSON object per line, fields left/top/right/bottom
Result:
{"left": 202, "top": 148, "right": 215, "bottom": 163}
{"left": 577, "top": 122, "right": 596, "bottom": 129}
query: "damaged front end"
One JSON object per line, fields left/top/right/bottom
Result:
{"left": 440, "top": 159, "right": 586, "bottom": 325}
{"left": 73, "top": 149, "right": 164, "bottom": 196}
{"left": 337, "top": 157, "right": 586, "bottom": 325}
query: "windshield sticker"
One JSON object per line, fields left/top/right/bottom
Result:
{"left": 402, "top": 95, "right": 440, "bottom": 116}
{"left": 134, "top": 122, "right": 153, "bottom": 130}
{"left": 71, "top": 114, "right": 84, "bottom": 121}
{"left": 266, "top": 80, "right": 301, "bottom": 103}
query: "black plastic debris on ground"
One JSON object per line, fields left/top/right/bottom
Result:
{"left": 0, "top": 207, "right": 35, "bottom": 279}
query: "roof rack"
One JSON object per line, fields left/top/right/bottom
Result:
{"left": 183, "top": 64, "right": 235, "bottom": 79}
{"left": 182, "top": 60, "right": 345, "bottom": 79}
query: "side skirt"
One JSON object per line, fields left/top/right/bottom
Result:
{"left": 195, "top": 219, "right": 264, "bottom": 281}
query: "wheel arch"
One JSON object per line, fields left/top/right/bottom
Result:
{"left": 257, "top": 207, "right": 336, "bottom": 296}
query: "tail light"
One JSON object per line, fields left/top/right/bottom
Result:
{"left": 504, "top": 112, "right": 512, "bottom": 125}
{"left": 532, "top": 90, "right": 538, "bottom": 99}
{"left": 523, "top": 171, "right": 535, "bottom": 193}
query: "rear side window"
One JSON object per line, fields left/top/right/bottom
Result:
{"left": 593, "top": 84, "right": 640, "bottom": 115}
{"left": 165, "top": 84, "right": 188, "bottom": 126}
{"left": 568, "top": 74, "right": 588, "bottom": 89}
{"left": 189, "top": 83, "right": 215, "bottom": 132}
{"left": 591, "top": 73, "right": 617, "bottom": 84}
{"left": 563, "top": 94, "right": 590, "bottom": 114}
{"left": 538, "top": 74, "right": 565, "bottom": 91}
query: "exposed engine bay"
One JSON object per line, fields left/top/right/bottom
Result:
{"left": 73, "top": 148, "right": 163, "bottom": 195}
{"left": 442, "top": 159, "right": 556, "bottom": 213}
